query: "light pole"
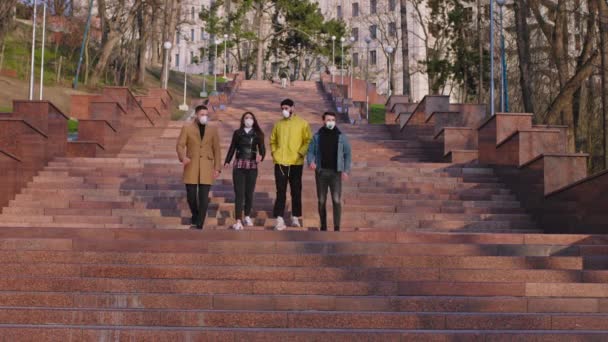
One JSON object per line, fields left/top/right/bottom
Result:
{"left": 179, "top": 55, "right": 189, "bottom": 111}
{"left": 497, "top": 0, "right": 509, "bottom": 112}
{"left": 200, "top": 33, "right": 208, "bottom": 97}
{"left": 340, "top": 37, "right": 345, "bottom": 85}
{"left": 162, "top": 41, "right": 172, "bottom": 89}
{"left": 385, "top": 46, "right": 394, "bottom": 97}
{"left": 349, "top": 36, "right": 355, "bottom": 99}
{"left": 331, "top": 35, "right": 336, "bottom": 82}
{"left": 364, "top": 36, "right": 372, "bottom": 122}
{"left": 39, "top": 0, "right": 47, "bottom": 100}
{"left": 223, "top": 33, "right": 228, "bottom": 76}
{"left": 297, "top": 43, "right": 301, "bottom": 80}
{"left": 214, "top": 38, "right": 221, "bottom": 93}
{"left": 489, "top": 0, "right": 495, "bottom": 115}
{"left": 29, "top": 0, "right": 38, "bottom": 100}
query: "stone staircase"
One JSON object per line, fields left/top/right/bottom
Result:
{"left": 1, "top": 81, "right": 538, "bottom": 233}
{"left": 0, "top": 80, "right": 607, "bottom": 339}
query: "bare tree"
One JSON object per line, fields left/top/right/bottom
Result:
{"left": 400, "top": 0, "right": 411, "bottom": 97}
{"left": 598, "top": 0, "right": 608, "bottom": 167}
{"left": 360, "top": 1, "right": 402, "bottom": 95}
{"left": 513, "top": 0, "right": 534, "bottom": 113}
{"left": 89, "top": 0, "right": 139, "bottom": 85}
{"left": 0, "top": 0, "right": 17, "bottom": 45}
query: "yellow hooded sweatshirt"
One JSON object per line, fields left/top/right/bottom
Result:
{"left": 270, "top": 114, "right": 312, "bottom": 166}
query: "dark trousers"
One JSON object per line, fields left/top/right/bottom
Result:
{"left": 185, "top": 184, "right": 211, "bottom": 229}
{"left": 233, "top": 168, "right": 258, "bottom": 220}
{"left": 315, "top": 169, "right": 342, "bottom": 231}
{"left": 273, "top": 164, "right": 303, "bottom": 218}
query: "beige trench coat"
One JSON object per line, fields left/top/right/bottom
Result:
{"left": 176, "top": 121, "right": 222, "bottom": 185}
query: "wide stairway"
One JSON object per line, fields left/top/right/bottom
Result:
{"left": 0, "top": 81, "right": 606, "bottom": 339}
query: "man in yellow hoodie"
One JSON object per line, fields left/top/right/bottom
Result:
{"left": 270, "top": 99, "right": 312, "bottom": 230}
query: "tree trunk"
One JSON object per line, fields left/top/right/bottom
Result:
{"left": 477, "top": 0, "right": 483, "bottom": 104}
{"left": 89, "top": 31, "right": 121, "bottom": 85}
{"left": 599, "top": 0, "right": 608, "bottom": 168}
{"left": 136, "top": 6, "right": 148, "bottom": 86}
{"left": 513, "top": 0, "right": 534, "bottom": 113}
{"left": 0, "top": 0, "right": 17, "bottom": 46}
{"left": 399, "top": 0, "right": 410, "bottom": 98}
{"left": 254, "top": 7, "right": 265, "bottom": 80}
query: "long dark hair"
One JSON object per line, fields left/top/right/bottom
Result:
{"left": 240, "top": 112, "right": 264, "bottom": 141}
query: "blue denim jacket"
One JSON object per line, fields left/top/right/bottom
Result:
{"left": 306, "top": 128, "right": 352, "bottom": 173}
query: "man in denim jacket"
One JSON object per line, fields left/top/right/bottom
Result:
{"left": 307, "top": 112, "right": 352, "bottom": 231}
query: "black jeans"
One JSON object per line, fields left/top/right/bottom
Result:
{"left": 185, "top": 184, "right": 211, "bottom": 229}
{"left": 273, "top": 164, "right": 303, "bottom": 218}
{"left": 233, "top": 168, "right": 258, "bottom": 220}
{"left": 315, "top": 169, "right": 342, "bottom": 231}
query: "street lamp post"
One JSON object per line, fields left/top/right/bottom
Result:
{"left": 162, "top": 41, "right": 172, "bottom": 89}
{"left": 223, "top": 34, "right": 228, "bottom": 76}
{"left": 364, "top": 36, "right": 372, "bottom": 123}
{"left": 200, "top": 33, "right": 208, "bottom": 97}
{"left": 497, "top": 0, "right": 509, "bottom": 112}
{"left": 340, "top": 37, "right": 345, "bottom": 85}
{"left": 39, "top": 0, "right": 47, "bottom": 100}
{"left": 385, "top": 46, "right": 394, "bottom": 97}
{"left": 214, "top": 39, "right": 220, "bottom": 93}
{"left": 489, "top": 0, "right": 495, "bottom": 115}
{"left": 331, "top": 35, "right": 336, "bottom": 82}
{"left": 29, "top": 0, "right": 38, "bottom": 100}
{"left": 179, "top": 59, "right": 189, "bottom": 111}
{"left": 349, "top": 36, "right": 355, "bottom": 99}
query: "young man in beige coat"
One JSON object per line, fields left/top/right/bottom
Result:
{"left": 176, "top": 105, "right": 222, "bottom": 229}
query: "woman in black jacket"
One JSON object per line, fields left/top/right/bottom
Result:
{"left": 224, "top": 112, "right": 266, "bottom": 230}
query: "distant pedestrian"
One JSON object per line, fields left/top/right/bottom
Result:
{"left": 280, "top": 71, "right": 288, "bottom": 89}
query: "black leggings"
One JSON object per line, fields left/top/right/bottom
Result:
{"left": 185, "top": 184, "right": 211, "bottom": 228}
{"left": 233, "top": 168, "right": 258, "bottom": 220}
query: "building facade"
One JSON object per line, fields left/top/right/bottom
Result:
{"left": 316, "top": 0, "right": 430, "bottom": 101}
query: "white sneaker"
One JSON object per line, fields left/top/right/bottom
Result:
{"left": 275, "top": 217, "right": 287, "bottom": 231}
{"left": 244, "top": 216, "right": 254, "bottom": 227}
{"left": 232, "top": 221, "right": 244, "bottom": 231}
{"left": 291, "top": 217, "right": 301, "bottom": 228}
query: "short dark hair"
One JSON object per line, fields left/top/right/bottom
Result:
{"left": 195, "top": 105, "right": 208, "bottom": 113}
{"left": 322, "top": 112, "right": 337, "bottom": 120}
{"left": 280, "top": 99, "right": 294, "bottom": 107}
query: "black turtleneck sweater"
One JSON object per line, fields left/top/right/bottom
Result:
{"left": 319, "top": 126, "right": 339, "bottom": 171}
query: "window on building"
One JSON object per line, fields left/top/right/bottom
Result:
{"left": 389, "top": 22, "right": 397, "bottom": 37}
{"left": 352, "top": 3, "right": 359, "bottom": 17}
{"left": 351, "top": 27, "right": 359, "bottom": 41}
{"left": 370, "top": 50, "right": 377, "bottom": 65}
{"left": 175, "top": 54, "right": 180, "bottom": 67}
{"left": 370, "top": 0, "right": 377, "bottom": 14}
{"left": 369, "top": 25, "right": 377, "bottom": 40}
{"left": 463, "top": 7, "right": 473, "bottom": 22}
{"left": 201, "top": 28, "right": 205, "bottom": 41}
{"left": 176, "top": 32, "right": 180, "bottom": 44}
{"left": 191, "top": 29, "right": 195, "bottom": 41}
{"left": 190, "top": 51, "right": 194, "bottom": 64}
{"left": 389, "top": 0, "right": 397, "bottom": 11}
{"left": 191, "top": 7, "right": 195, "bottom": 21}
{"left": 353, "top": 53, "right": 359, "bottom": 67}
{"left": 337, "top": 5, "right": 342, "bottom": 18}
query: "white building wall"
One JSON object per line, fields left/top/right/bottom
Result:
{"left": 316, "top": 0, "right": 429, "bottom": 101}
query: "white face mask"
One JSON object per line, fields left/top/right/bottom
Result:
{"left": 325, "top": 121, "right": 336, "bottom": 130}
{"left": 282, "top": 109, "right": 291, "bottom": 118}
{"left": 244, "top": 118, "right": 254, "bottom": 128}
{"left": 198, "top": 115, "right": 208, "bottom": 125}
